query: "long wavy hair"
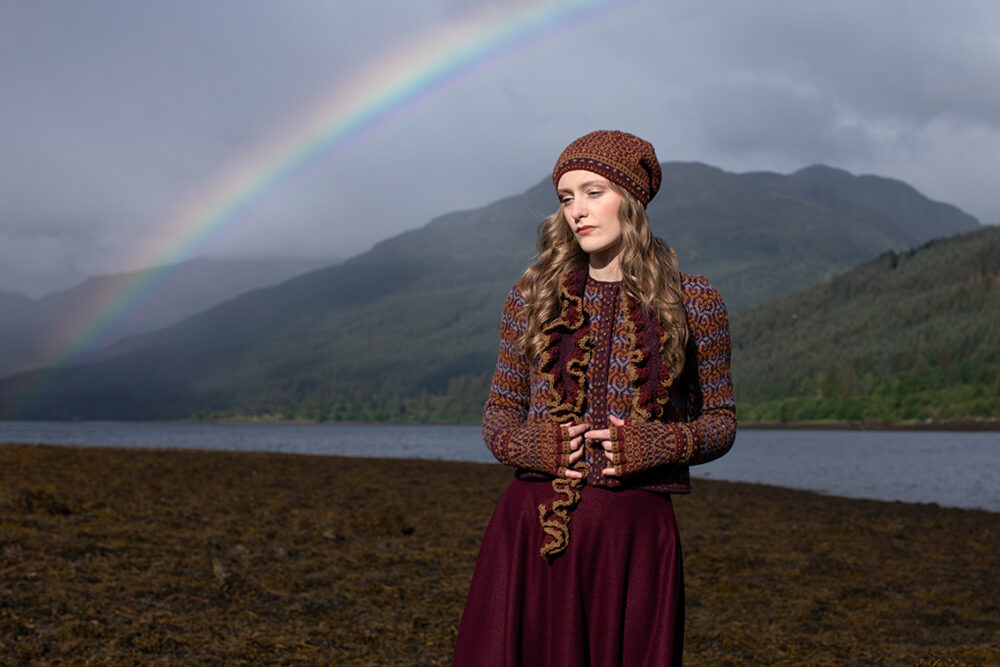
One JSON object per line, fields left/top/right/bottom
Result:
{"left": 517, "top": 182, "right": 688, "bottom": 380}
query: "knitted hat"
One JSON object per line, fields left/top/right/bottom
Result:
{"left": 552, "top": 130, "right": 662, "bottom": 207}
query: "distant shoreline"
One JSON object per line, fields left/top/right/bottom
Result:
{"left": 739, "top": 419, "right": 1000, "bottom": 432}
{"left": 194, "top": 416, "right": 1000, "bottom": 431}
{"left": 6, "top": 415, "right": 1000, "bottom": 432}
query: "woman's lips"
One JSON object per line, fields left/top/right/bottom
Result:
{"left": 576, "top": 225, "right": 596, "bottom": 235}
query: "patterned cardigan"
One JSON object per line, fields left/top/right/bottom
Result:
{"left": 482, "top": 269, "right": 737, "bottom": 495}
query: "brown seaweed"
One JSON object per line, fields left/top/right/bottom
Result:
{"left": 1, "top": 444, "right": 997, "bottom": 665}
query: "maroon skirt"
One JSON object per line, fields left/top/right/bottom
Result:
{"left": 452, "top": 478, "right": 683, "bottom": 667}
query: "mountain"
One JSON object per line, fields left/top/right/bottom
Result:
{"left": 0, "top": 163, "right": 981, "bottom": 421}
{"left": 703, "top": 163, "right": 980, "bottom": 308}
{"left": 731, "top": 224, "right": 1000, "bottom": 422}
{"left": 0, "top": 256, "right": 333, "bottom": 378}
{"left": 789, "top": 165, "right": 979, "bottom": 244}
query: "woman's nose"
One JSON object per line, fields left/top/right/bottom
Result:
{"left": 569, "top": 199, "right": 587, "bottom": 219}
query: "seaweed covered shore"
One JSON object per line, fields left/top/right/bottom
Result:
{"left": 1, "top": 444, "right": 997, "bottom": 665}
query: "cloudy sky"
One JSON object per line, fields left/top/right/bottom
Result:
{"left": 2, "top": 0, "right": 998, "bottom": 297}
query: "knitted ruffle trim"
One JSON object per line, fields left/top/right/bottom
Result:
{"left": 534, "top": 269, "right": 674, "bottom": 561}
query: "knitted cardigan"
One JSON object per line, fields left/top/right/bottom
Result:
{"left": 482, "top": 268, "right": 737, "bottom": 557}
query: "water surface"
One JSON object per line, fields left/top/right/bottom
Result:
{"left": 1, "top": 421, "right": 996, "bottom": 512}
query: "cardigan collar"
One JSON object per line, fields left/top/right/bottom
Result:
{"left": 537, "top": 268, "right": 674, "bottom": 423}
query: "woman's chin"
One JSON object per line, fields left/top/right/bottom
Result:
{"left": 578, "top": 242, "right": 620, "bottom": 266}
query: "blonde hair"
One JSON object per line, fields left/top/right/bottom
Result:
{"left": 517, "top": 183, "right": 688, "bottom": 380}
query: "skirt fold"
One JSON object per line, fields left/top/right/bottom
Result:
{"left": 453, "top": 479, "right": 683, "bottom": 667}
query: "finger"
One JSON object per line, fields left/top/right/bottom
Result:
{"left": 568, "top": 448, "right": 584, "bottom": 464}
{"left": 609, "top": 415, "right": 625, "bottom": 427}
{"left": 602, "top": 467, "right": 618, "bottom": 477}
{"left": 568, "top": 436, "right": 584, "bottom": 451}
{"left": 567, "top": 423, "right": 589, "bottom": 437}
{"left": 584, "top": 429, "right": 611, "bottom": 441}
{"left": 564, "top": 469, "right": 583, "bottom": 479}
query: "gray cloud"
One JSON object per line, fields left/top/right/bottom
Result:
{"left": 709, "top": 1, "right": 1000, "bottom": 127}
{"left": 1, "top": 0, "right": 998, "bottom": 297}
{"left": 680, "top": 79, "right": 877, "bottom": 164}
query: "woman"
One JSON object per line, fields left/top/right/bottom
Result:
{"left": 453, "top": 130, "right": 736, "bottom": 666}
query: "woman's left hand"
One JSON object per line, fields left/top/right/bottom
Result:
{"left": 584, "top": 415, "right": 625, "bottom": 477}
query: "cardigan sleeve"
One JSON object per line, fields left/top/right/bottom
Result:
{"left": 481, "top": 286, "right": 574, "bottom": 477}
{"left": 609, "top": 276, "right": 737, "bottom": 476}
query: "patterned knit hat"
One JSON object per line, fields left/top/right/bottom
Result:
{"left": 552, "top": 130, "right": 662, "bottom": 207}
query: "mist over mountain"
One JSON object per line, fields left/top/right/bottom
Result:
{"left": 0, "top": 256, "right": 334, "bottom": 378}
{"left": 0, "top": 163, "right": 982, "bottom": 421}
{"left": 0, "top": 290, "right": 32, "bottom": 317}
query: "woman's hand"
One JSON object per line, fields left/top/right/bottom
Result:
{"left": 584, "top": 415, "right": 625, "bottom": 477}
{"left": 562, "top": 421, "right": 589, "bottom": 479}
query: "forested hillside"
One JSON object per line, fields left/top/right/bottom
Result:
{"left": 0, "top": 257, "right": 332, "bottom": 377}
{"left": 0, "top": 163, "right": 982, "bottom": 422}
{"left": 732, "top": 225, "right": 1000, "bottom": 422}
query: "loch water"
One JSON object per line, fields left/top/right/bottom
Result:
{"left": 1, "top": 421, "right": 997, "bottom": 512}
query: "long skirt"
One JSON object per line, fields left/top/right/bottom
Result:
{"left": 452, "top": 478, "right": 684, "bottom": 667}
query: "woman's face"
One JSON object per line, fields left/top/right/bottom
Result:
{"left": 556, "top": 170, "right": 624, "bottom": 262}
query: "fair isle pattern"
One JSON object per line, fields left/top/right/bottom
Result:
{"left": 482, "top": 288, "right": 570, "bottom": 475}
{"left": 581, "top": 279, "right": 619, "bottom": 486}
{"left": 556, "top": 157, "right": 648, "bottom": 204}
{"left": 482, "top": 273, "right": 737, "bottom": 493}
{"left": 611, "top": 275, "right": 737, "bottom": 477}
{"left": 551, "top": 130, "right": 663, "bottom": 206}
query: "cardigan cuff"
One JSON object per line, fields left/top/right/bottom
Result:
{"left": 502, "top": 422, "right": 573, "bottom": 477}
{"left": 610, "top": 418, "right": 680, "bottom": 477}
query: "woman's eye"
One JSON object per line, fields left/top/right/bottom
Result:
{"left": 588, "top": 190, "right": 603, "bottom": 197}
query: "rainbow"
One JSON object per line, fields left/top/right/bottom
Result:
{"left": 9, "top": 0, "right": 621, "bottom": 418}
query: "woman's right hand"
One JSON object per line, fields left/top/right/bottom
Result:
{"left": 562, "top": 422, "right": 589, "bottom": 479}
